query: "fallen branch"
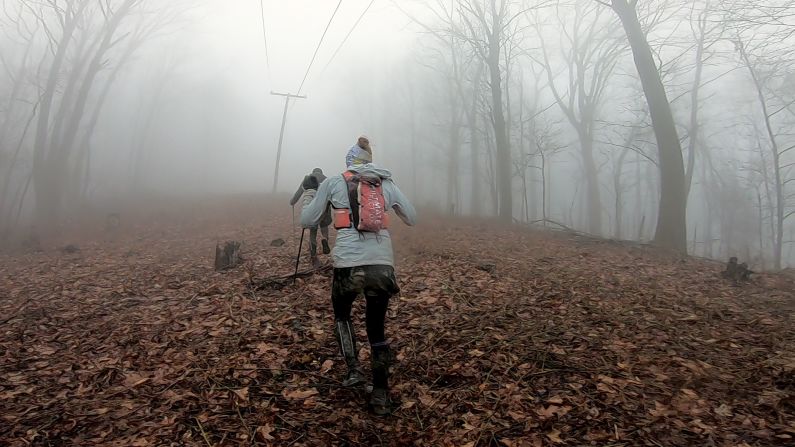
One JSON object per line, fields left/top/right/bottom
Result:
{"left": 251, "top": 264, "right": 332, "bottom": 291}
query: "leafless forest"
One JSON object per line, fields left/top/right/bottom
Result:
{"left": 1, "top": 0, "right": 794, "bottom": 267}
{"left": 1, "top": 1, "right": 794, "bottom": 446}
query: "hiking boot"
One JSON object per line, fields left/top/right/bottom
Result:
{"left": 369, "top": 388, "right": 391, "bottom": 416}
{"left": 321, "top": 239, "right": 331, "bottom": 255}
{"left": 369, "top": 344, "right": 391, "bottom": 415}
{"left": 334, "top": 320, "right": 364, "bottom": 386}
{"left": 311, "top": 256, "right": 321, "bottom": 268}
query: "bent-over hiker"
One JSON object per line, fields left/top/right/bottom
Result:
{"left": 290, "top": 168, "right": 332, "bottom": 267}
{"left": 299, "top": 142, "right": 416, "bottom": 415}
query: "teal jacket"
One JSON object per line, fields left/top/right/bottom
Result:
{"left": 300, "top": 164, "right": 417, "bottom": 268}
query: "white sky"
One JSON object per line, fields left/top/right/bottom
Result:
{"left": 131, "top": 0, "right": 427, "bottom": 192}
{"left": 190, "top": 0, "right": 418, "bottom": 96}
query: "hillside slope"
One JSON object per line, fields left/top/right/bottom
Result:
{"left": 1, "top": 203, "right": 793, "bottom": 446}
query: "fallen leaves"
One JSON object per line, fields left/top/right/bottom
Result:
{"left": 546, "top": 428, "right": 564, "bottom": 444}
{"left": 320, "top": 359, "right": 334, "bottom": 373}
{"left": 232, "top": 387, "right": 249, "bottom": 402}
{"left": 0, "top": 203, "right": 793, "bottom": 445}
{"left": 536, "top": 405, "right": 572, "bottom": 420}
{"left": 255, "top": 424, "right": 275, "bottom": 441}
{"left": 282, "top": 388, "right": 319, "bottom": 400}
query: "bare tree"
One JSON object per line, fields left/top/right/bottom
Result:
{"left": 0, "top": 19, "right": 39, "bottom": 227}
{"left": 605, "top": 109, "right": 651, "bottom": 239}
{"left": 2, "top": 0, "right": 186, "bottom": 231}
{"left": 402, "top": 0, "right": 540, "bottom": 219}
{"left": 600, "top": 0, "right": 688, "bottom": 252}
{"left": 454, "top": 0, "right": 530, "bottom": 221}
{"left": 532, "top": 1, "right": 627, "bottom": 236}
{"left": 734, "top": 40, "right": 794, "bottom": 268}
{"left": 683, "top": 0, "right": 727, "bottom": 201}
{"left": 717, "top": 0, "right": 795, "bottom": 268}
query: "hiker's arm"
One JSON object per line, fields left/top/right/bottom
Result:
{"left": 300, "top": 177, "right": 330, "bottom": 228}
{"left": 289, "top": 184, "right": 304, "bottom": 206}
{"left": 389, "top": 182, "right": 417, "bottom": 226}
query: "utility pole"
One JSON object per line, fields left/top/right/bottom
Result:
{"left": 270, "top": 91, "right": 306, "bottom": 193}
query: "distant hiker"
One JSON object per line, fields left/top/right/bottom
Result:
{"left": 290, "top": 168, "right": 331, "bottom": 267}
{"left": 299, "top": 143, "right": 416, "bottom": 416}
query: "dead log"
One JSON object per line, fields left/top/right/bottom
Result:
{"left": 215, "top": 241, "right": 242, "bottom": 271}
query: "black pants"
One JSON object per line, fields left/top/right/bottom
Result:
{"left": 331, "top": 265, "right": 399, "bottom": 346}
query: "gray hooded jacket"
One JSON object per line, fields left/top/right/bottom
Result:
{"left": 300, "top": 164, "right": 417, "bottom": 268}
{"left": 290, "top": 170, "right": 331, "bottom": 227}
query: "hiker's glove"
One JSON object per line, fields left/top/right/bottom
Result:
{"left": 302, "top": 175, "right": 319, "bottom": 190}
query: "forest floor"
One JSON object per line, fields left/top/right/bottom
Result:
{"left": 0, "top": 197, "right": 793, "bottom": 446}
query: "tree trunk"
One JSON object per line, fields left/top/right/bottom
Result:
{"left": 483, "top": 114, "right": 499, "bottom": 215}
{"left": 684, "top": 25, "right": 705, "bottom": 201}
{"left": 468, "top": 85, "right": 482, "bottom": 216}
{"left": 409, "top": 86, "right": 418, "bottom": 199}
{"left": 0, "top": 102, "right": 39, "bottom": 221}
{"left": 487, "top": 40, "right": 512, "bottom": 221}
{"left": 541, "top": 151, "right": 548, "bottom": 225}
{"left": 447, "top": 99, "right": 462, "bottom": 215}
{"left": 738, "top": 40, "right": 785, "bottom": 269}
{"left": 611, "top": 0, "right": 687, "bottom": 252}
{"left": 32, "top": 3, "right": 86, "bottom": 229}
{"left": 581, "top": 131, "right": 603, "bottom": 235}
{"left": 614, "top": 146, "right": 630, "bottom": 239}
{"left": 70, "top": 31, "right": 143, "bottom": 206}
{"left": 56, "top": 0, "right": 136, "bottom": 176}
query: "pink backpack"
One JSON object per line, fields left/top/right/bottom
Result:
{"left": 342, "top": 171, "right": 390, "bottom": 232}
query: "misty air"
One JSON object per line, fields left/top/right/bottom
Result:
{"left": 0, "top": 0, "right": 793, "bottom": 445}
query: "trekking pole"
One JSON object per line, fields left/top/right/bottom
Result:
{"left": 291, "top": 205, "right": 296, "bottom": 245}
{"left": 293, "top": 228, "right": 306, "bottom": 284}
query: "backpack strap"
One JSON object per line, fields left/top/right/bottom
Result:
{"left": 342, "top": 171, "right": 361, "bottom": 230}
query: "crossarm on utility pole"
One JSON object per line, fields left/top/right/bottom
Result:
{"left": 270, "top": 91, "right": 307, "bottom": 193}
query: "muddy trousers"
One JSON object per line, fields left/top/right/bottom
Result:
{"left": 309, "top": 226, "right": 330, "bottom": 257}
{"left": 331, "top": 265, "right": 399, "bottom": 389}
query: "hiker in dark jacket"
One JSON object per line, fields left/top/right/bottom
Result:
{"left": 299, "top": 146, "right": 417, "bottom": 416}
{"left": 290, "top": 168, "right": 332, "bottom": 266}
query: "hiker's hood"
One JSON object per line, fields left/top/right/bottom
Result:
{"left": 349, "top": 163, "right": 392, "bottom": 180}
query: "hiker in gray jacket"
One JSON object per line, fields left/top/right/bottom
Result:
{"left": 299, "top": 151, "right": 416, "bottom": 416}
{"left": 290, "top": 168, "right": 332, "bottom": 266}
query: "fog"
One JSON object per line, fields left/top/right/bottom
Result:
{"left": 1, "top": 0, "right": 794, "bottom": 269}
{"left": 83, "top": 0, "right": 420, "bottom": 195}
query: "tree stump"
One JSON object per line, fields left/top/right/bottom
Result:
{"left": 215, "top": 241, "right": 242, "bottom": 271}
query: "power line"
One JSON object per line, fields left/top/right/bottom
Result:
{"left": 296, "top": 0, "right": 343, "bottom": 95}
{"left": 258, "top": 0, "right": 272, "bottom": 85}
{"left": 322, "top": 0, "right": 376, "bottom": 74}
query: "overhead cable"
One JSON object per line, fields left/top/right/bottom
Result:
{"left": 296, "top": 0, "right": 344, "bottom": 95}
{"left": 259, "top": 0, "right": 273, "bottom": 85}
{"left": 322, "top": 0, "right": 376, "bottom": 74}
